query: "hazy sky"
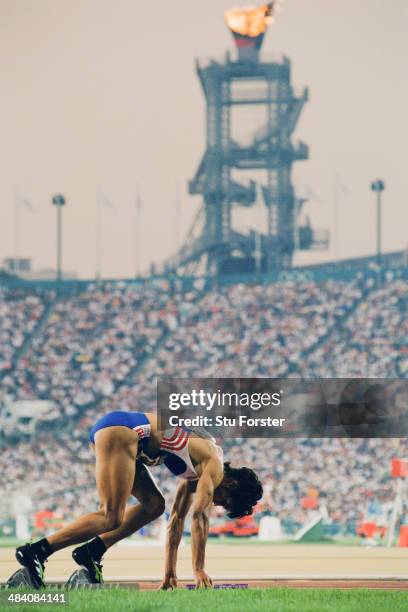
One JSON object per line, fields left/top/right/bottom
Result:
{"left": 1, "top": 0, "right": 407, "bottom": 279}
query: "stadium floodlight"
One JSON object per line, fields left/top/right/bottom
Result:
{"left": 52, "top": 194, "right": 66, "bottom": 282}
{"left": 224, "top": 2, "right": 279, "bottom": 62}
{"left": 370, "top": 180, "right": 385, "bottom": 267}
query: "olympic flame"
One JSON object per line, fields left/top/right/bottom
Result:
{"left": 224, "top": 2, "right": 280, "bottom": 38}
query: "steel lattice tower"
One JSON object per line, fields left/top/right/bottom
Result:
{"left": 165, "top": 5, "right": 327, "bottom": 277}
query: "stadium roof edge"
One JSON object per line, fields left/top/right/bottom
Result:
{"left": 0, "top": 250, "right": 406, "bottom": 293}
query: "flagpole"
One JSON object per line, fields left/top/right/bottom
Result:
{"left": 333, "top": 175, "right": 339, "bottom": 261}
{"left": 96, "top": 187, "right": 102, "bottom": 281}
{"left": 14, "top": 187, "right": 20, "bottom": 262}
{"left": 175, "top": 183, "right": 180, "bottom": 253}
{"left": 135, "top": 191, "right": 141, "bottom": 278}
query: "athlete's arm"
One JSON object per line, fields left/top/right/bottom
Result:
{"left": 159, "top": 479, "right": 195, "bottom": 590}
{"left": 190, "top": 457, "right": 223, "bottom": 588}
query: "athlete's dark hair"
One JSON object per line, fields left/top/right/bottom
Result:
{"left": 221, "top": 462, "right": 263, "bottom": 519}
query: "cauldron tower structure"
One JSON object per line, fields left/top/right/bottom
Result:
{"left": 166, "top": 3, "right": 327, "bottom": 276}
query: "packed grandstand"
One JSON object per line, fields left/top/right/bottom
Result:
{"left": 0, "top": 265, "right": 407, "bottom": 538}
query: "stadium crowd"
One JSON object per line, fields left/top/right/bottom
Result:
{"left": 302, "top": 278, "right": 408, "bottom": 378}
{"left": 0, "top": 273, "right": 407, "bottom": 537}
{"left": 0, "top": 287, "right": 51, "bottom": 375}
{"left": 0, "top": 283, "right": 196, "bottom": 419}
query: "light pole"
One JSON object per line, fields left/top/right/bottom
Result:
{"left": 370, "top": 179, "right": 385, "bottom": 267}
{"left": 52, "top": 194, "right": 66, "bottom": 281}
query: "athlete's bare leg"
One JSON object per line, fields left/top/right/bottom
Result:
{"left": 100, "top": 460, "right": 165, "bottom": 548}
{"left": 48, "top": 426, "right": 137, "bottom": 552}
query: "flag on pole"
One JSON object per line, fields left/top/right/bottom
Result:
{"left": 18, "top": 195, "right": 36, "bottom": 212}
{"left": 335, "top": 176, "right": 349, "bottom": 196}
{"left": 99, "top": 192, "right": 116, "bottom": 213}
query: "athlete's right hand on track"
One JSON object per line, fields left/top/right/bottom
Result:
{"left": 158, "top": 574, "right": 178, "bottom": 590}
{"left": 194, "top": 569, "right": 213, "bottom": 589}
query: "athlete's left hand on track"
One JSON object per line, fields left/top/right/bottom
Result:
{"left": 158, "top": 574, "right": 178, "bottom": 590}
{"left": 194, "top": 569, "right": 213, "bottom": 589}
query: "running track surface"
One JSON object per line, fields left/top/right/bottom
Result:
{"left": 1, "top": 543, "right": 408, "bottom": 590}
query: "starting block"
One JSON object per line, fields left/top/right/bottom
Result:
{"left": 65, "top": 569, "right": 95, "bottom": 590}
{"left": 6, "top": 568, "right": 38, "bottom": 589}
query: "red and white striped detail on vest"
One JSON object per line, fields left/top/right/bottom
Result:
{"left": 160, "top": 427, "right": 188, "bottom": 452}
{"left": 133, "top": 423, "right": 151, "bottom": 439}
